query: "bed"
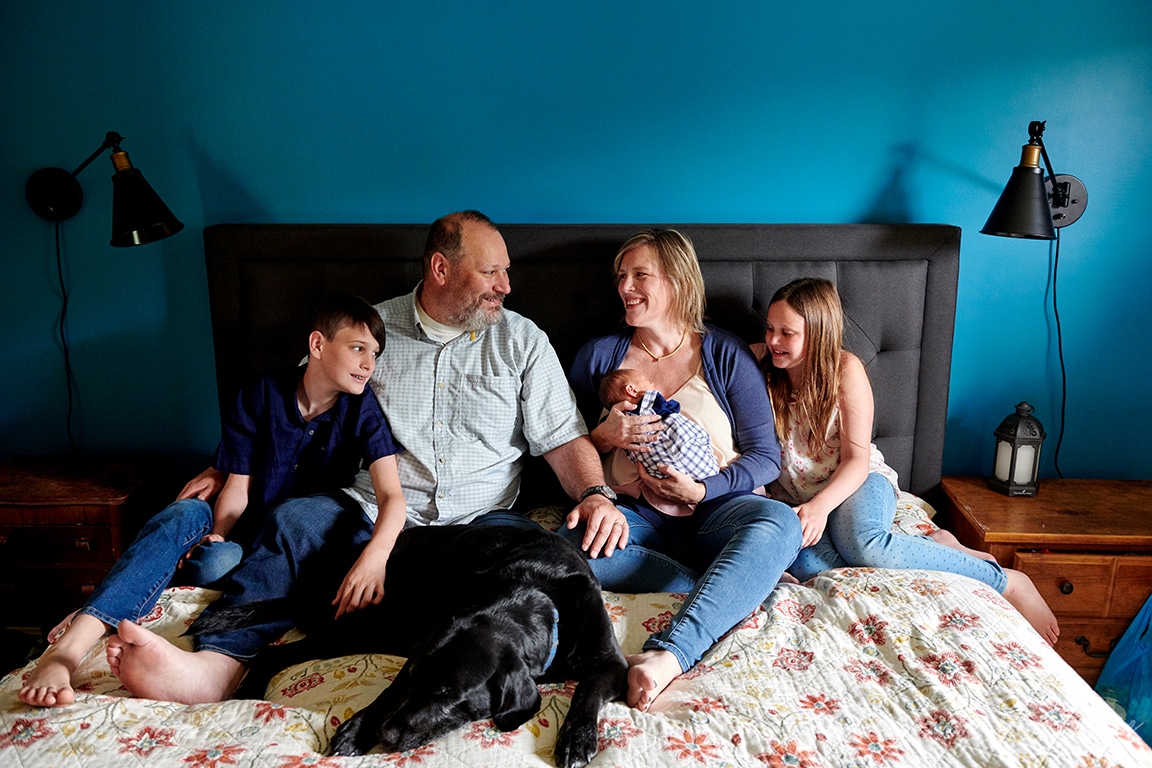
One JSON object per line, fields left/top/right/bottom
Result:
{"left": 2, "top": 223, "right": 1148, "bottom": 767}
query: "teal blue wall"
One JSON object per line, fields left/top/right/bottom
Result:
{"left": 3, "top": 2, "right": 1150, "bottom": 479}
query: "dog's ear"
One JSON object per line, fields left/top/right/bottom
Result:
{"left": 491, "top": 669, "right": 542, "bottom": 732}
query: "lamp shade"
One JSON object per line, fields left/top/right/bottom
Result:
{"left": 980, "top": 144, "right": 1056, "bottom": 240}
{"left": 109, "top": 150, "right": 184, "bottom": 247}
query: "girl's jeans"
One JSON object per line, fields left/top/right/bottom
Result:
{"left": 788, "top": 472, "right": 1007, "bottom": 591}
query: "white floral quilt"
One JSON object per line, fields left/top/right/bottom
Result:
{"left": 3, "top": 497, "right": 1149, "bottom": 768}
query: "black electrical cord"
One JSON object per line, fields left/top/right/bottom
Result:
{"left": 1051, "top": 229, "right": 1066, "bottom": 478}
{"left": 55, "top": 221, "right": 77, "bottom": 452}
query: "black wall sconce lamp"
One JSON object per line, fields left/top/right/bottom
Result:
{"left": 24, "top": 131, "right": 184, "bottom": 451}
{"left": 981, "top": 120, "right": 1088, "bottom": 481}
{"left": 25, "top": 130, "right": 184, "bottom": 246}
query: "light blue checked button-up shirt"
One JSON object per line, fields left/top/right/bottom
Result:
{"left": 346, "top": 289, "right": 587, "bottom": 526}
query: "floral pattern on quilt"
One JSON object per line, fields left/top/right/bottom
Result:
{"left": 2, "top": 499, "right": 1149, "bottom": 767}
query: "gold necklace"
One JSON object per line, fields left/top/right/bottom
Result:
{"left": 636, "top": 331, "right": 687, "bottom": 362}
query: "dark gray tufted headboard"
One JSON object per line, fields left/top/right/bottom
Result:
{"left": 204, "top": 223, "right": 960, "bottom": 498}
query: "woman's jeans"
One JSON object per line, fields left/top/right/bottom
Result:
{"left": 560, "top": 492, "right": 802, "bottom": 674}
{"left": 194, "top": 494, "right": 541, "bottom": 660}
{"left": 78, "top": 498, "right": 241, "bottom": 627}
{"left": 788, "top": 472, "right": 1007, "bottom": 591}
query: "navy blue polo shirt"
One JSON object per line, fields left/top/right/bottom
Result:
{"left": 214, "top": 368, "right": 402, "bottom": 513}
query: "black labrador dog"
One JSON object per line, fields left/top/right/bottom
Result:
{"left": 188, "top": 524, "right": 628, "bottom": 768}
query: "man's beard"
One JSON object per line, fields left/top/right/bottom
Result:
{"left": 446, "top": 293, "right": 504, "bottom": 329}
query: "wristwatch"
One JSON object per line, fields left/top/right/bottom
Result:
{"left": 579, "top": 484, "right": 618, "bottom": 503}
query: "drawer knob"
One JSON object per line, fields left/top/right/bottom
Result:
{"left": 74, "top": 536, "right": 92, "bottom": 552}
{"left": 1074, "top": 635, "right": 1116, "bottom": 659}
{"left": 1059, "top": 581, "right": 1074, "bottom": 595}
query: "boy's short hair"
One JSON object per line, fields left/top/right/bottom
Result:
{"left": 311, "top": 292, "right": 387, "bottom": 355}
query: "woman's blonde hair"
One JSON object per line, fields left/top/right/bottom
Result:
{"left": 613, "top": 229, "right": 707, "bottom": 334}
{"left": 763, "top": 277, "right": 844, "bottom": 451}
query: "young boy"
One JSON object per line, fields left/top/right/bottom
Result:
{"left": 19, "top": 292, "right": 407, "bottom": 708}
{"left": 598, "top": 368, "right": 720, "bottom": 481}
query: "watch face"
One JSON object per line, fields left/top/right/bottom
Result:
{"left": 583, "top": 485, "right": 616, "bottom": 501}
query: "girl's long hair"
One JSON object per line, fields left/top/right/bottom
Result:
{"left": 763, "top": 277, "right": 844, "bottom": 451}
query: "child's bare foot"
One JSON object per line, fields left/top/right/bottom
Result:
{"left": 928, "top": 529, "right": 997, "bottom": 563}
{"left": 19, "top": 652, "right": 76, "bottom": 708}
{"left": 777, "top": 571, "right": 800, "bottom": 585}
{"left": 19, "top": 613, "right": 108, "bottom": 708}
{"left": 625, "top": 650, "right": 684, "bottom": 712}
{"left": 106, "top": 620, "right": 244, "bottom": 704}
{"left": 1001, "top": 569, "right": 1060, "bottom": 646}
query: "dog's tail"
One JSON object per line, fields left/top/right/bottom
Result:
{"left": 184, "top": 598, "right": 295, "bottom": 636}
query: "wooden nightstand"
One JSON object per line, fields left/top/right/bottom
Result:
{"left": 0, "top": 456, "right": 152, "bottom": 633}
{"left": 940, "top": 476, "right": 1152, "bottom": 685}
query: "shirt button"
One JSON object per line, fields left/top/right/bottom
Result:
{"left": 437, "top": 492, "right": 445, "bottom": 499}
{"left": 438, "top": 457, "right": 445, "bottom": 463}
{"left": 293, "top": 464, "right": 299, "bottom": 471}
{"left": 437, "top": 382, "right": 445, "bottom": 388}
{"left": 308, "top": 429, "right": 315, "bottom": 435}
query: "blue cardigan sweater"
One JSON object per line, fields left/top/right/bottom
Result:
{"left": 569, "top": 325, "right": 782, "bottom": 500}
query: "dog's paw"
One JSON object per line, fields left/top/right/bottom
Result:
{"left": 328, "top": 716, "right": 372, "bottom": 757}
{"left": 554, "top": 719, "right": 598, "bottom": 768}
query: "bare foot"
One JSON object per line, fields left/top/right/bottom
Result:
{"left": 106, "top": 620, "right": 245, "bottom": 704}
{"left": 625, "top": 650, "right": 684, "bottom": 712}
{"left": 777, "top": 571, "right": 800, "bottom": 585}
{"left": 1001, "top": 569, "right": 1060, "bottom": 646}
{"left": 928, "top": 529, "right": 997, "bottom": 563}
{"left": 18, "top": 613, "right": 108, "bottom": 708}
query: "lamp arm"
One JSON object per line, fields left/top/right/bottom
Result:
{"left": 69, "top": 131, "right": 126, "bottom": 178}
{"left": 1027, "top": 120, "right": 1071, "bottom": 210}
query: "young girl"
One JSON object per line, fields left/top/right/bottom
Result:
{"left": 755, "top": 277, "right": 1059, "bottom": 645}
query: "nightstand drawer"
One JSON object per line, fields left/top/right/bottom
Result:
{"left": 1054, "top": 618, "right": 1130, "bottom": 681}
{"left": 1112, "top": 557, "right": 1152, "bottom": 616}
{"left": 0, "top": 524, "right": 119, "bottom": 567}
{"left": 0, "top": 567, "right": 114, "bottom": 625}
{"left": 1012, "top": 552, "right": 1114, "bottom": 616}
{"left": 1012, "top": 551, "right": 1152, "bottom": 618}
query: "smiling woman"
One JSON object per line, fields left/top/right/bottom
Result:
{"left": 562, "top": 228, "right": 802, "bottom": 712}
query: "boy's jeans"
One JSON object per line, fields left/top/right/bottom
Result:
{"left": 79, "top": 498, "right": 238, "bottom": 627}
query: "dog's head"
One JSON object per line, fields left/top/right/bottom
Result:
{"left": 372, "top": 615, "right": 546, "bottom": 751}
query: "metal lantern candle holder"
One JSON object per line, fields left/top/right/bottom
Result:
{"left": 988, "top": 402, "right": 1046, "bottom": 497}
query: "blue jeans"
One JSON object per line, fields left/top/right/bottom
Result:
{"left": 195, "top": 497, "right": 541, "bottom": 659}
{"left": 560, "top": 492, "right": 801, "bottom": 673}
{"left": 79, "top": 498, "right": 239, "bottom": 627}
{"left": 788, "top": 472, "right": 1008, "bottom": 592}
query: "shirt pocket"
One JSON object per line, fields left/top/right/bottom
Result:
{"left": 459, "top": 374, "right": 520, "bottom": 444}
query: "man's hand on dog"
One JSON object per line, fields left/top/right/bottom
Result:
{"left": 333, "top": 548, "right": 388, "bottom": 619}
{"left": 566, "top": 495, "right": 629, "bottom": 558}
